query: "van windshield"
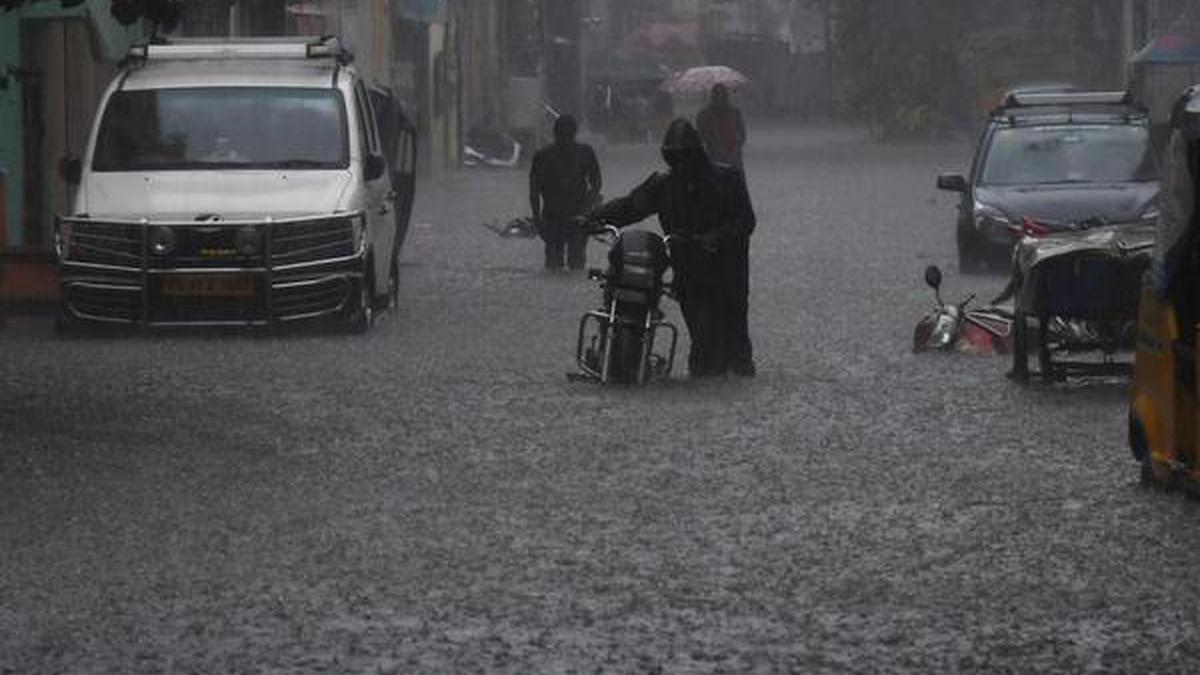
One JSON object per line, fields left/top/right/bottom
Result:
{"left": 92, "top": 87, "right": 348, "bottom": 171}
{"left": 980, "top": 125, "right": 1155, "bottom": 186}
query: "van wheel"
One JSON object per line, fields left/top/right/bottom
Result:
{"left": 346, "top": 266, "right": 375, "bottom": 334}
{"left": 387, "top": 251, "right": 400, "bottom": 310}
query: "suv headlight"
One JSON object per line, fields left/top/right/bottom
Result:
{"left": 974, "top": 202, "right": 1011, "bottom": 233}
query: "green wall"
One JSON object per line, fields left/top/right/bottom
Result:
{"left": 0, "top": 1, "right": 145, "bottom": 247}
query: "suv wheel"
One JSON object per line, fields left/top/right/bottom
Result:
{"left": 957, "top": 227, "right": 983, "bottom": 274}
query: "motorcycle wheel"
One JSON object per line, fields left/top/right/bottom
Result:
{"left": 607, "top": 311, "right": 647, "bottom": 384}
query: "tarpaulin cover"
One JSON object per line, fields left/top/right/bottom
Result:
{"left": 1131, "top": 34, "right": 1200, "bottom": 64}
{"left": 1014, "top": 223, "right": 1156, "bottom": 313}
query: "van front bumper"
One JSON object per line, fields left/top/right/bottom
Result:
{"left": 56, "top": 213, "right": 366, "bottom": 326}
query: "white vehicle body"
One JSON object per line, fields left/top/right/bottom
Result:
{"left": 57, "top": 37, "right": 413, "bottom": 330}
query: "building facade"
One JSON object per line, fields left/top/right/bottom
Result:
{"left": 0, "top": 1, "right": 148, "bottom": 302}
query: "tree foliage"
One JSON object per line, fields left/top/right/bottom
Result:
{"left": 833, "top": 0, "right": 970, "bottom": 137}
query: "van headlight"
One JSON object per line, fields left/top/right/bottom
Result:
{"left": 55, "top": 221, "right": 73, "bottom": 260}
{"left": 350, "top": 216, "right": 365, "bottom": 253}
{"left": 149, "top": 226, "right": 176, "bottom": 256}
{"left": 235, "top": 226, "right": 262, "bottom": 255}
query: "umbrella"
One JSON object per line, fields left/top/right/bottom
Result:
{"left": 660, "top": 65, "right": 750, "bottom": 96}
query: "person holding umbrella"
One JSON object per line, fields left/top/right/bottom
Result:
{"left": 696, "top": 83, "right": 746, "bottom": 169}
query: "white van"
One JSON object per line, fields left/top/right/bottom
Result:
{"left": 56, "top": 37, "right": 416, "bottom": 332}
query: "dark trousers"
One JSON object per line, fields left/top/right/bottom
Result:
{"left": 541, "top": 218, "right": 587, "bottom": 270}
{"left": 676, "top": 236, "right": 753, "bottom": 376}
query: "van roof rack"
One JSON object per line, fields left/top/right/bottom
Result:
{"left": 125, "top": 36, "right": 353, "bottom": 64}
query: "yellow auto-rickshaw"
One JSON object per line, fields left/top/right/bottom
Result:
{"left": 1129, "top": 85, "right": 1200, "bottom": 486}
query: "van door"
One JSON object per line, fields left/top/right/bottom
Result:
{"left": 368, "top": 86, "right": 418, "bottom": 262}
{"left": 352, "top": 80, "right": 393, "bottom": 298}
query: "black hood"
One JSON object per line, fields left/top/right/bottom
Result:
{"left": 661, "top": 118, "right": 705, "bottom": 153}
{"left": 975, "top": 182, "right": 1159, "bottom": 228}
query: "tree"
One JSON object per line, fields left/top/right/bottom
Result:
{"left": 832, "top": 0, "right": 970, "bottom": 137}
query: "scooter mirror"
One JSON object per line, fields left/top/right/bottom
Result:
{"left": 924, "top": 265, "right": 942, "bottom": 290}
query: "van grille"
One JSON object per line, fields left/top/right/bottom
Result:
{"left": 273, "top": 276, "right": 351, "bottom": 319}
{"left": 272, "top": 218, "right": 356, "bottom": 265}
{"left": 68, "top": 222, "right": 142, "bottom": 267}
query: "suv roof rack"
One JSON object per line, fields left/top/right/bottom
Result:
{"left": 1001, "top": 90, "right": 1132, "bottom": 109}
{"left": 991, "top": 90, "right": 1146, "bottom": 125}
{"left": 125, "top": 36, "right": 353, "bottom": 64}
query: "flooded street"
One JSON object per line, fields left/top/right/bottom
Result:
{"left": 2, "top": 124, "right": 1197, "bottom": 671}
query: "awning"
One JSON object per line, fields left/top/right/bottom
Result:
{"left": 1131, "top": 34, "right": 1200, "bottom": 63}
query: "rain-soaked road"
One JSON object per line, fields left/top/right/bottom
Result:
{"left": 3, "top": 124, "right": 1199, "bottom": 672}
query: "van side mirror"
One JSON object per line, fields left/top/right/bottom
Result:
{"left": 936, "top": 173, "right": 967, "bottom": 192}
{"left": 60, "top": 156, "right": 82, "bottom": 185}
{"left": 365, "top": 153, "right": 386, "bottom": 182}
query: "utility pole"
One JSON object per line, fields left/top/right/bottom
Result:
{"left": 1122, "top": 0, "right": 1135, "bottom": 87}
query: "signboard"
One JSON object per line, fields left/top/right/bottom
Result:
{"left": 394, "top": 0, "right": 445, "bottom": 23}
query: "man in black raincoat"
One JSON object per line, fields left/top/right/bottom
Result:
{"left": 589, "top": 118, "right": 756, "bottom": 377}
{"left": 530, "top": 115, "right": 602, "bottom": 270}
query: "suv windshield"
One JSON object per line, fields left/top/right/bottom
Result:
{"left": 93, "top": 87, "right": 348, "bottom": 172}
{"left": 980, "top": 125, "right": 1154, "bottom": 186}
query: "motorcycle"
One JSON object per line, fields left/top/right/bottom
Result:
{"left": 913, "top": 265, "right": 1015, "bottom": 355}
{"left": 571, "top": 225, "right": 679, "bottom": 384}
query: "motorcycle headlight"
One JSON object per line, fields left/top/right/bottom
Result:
{"left": 974, "top": 203, "right": 1011, "bottom": 233}
{"left": 149, "top": 226, "right": 176, "bottom": 256}
{"left": 235, "top": 226, "right": 262, "bottom": 256}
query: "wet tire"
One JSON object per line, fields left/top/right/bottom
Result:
{"left": 387, "top": 251, "right": 400, "bottom": 311}
{"left": 346, "top": 264, "right": 375, "bottom": 335}
{"left": 1129, "top": 412, "right": 1156, "bottom": 485}
{"left": 957, "top": 227, "right": 984, "bottom": 274}
{"left": 612, "top": 326, "right": 645, "bottom": 383}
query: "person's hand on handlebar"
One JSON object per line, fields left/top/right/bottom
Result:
{"left": 572, "top": 214, "right": 611, "bottom": 235}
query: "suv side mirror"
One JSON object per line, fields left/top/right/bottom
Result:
{"left": 936, "top": 173, "right": 967, "bottom": 192}
{"left": 60, "top": 156, "right": 82, "bottom": 185}
{"left": 365, "top": 153, "right": 387, "bottom": 182}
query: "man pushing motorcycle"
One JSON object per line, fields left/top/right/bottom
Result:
{"left": 583, "top": 118, "right": 757, "bottom": 377}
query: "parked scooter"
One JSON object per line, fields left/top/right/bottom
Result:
{"left": 571, "top": 225, "right": 679, "bottom": 384}
{"left": 463, "top": 124, "right": 523, "bottom": 168}
{"left": 913, "top": 265, "right": 1015, "bottom": 355}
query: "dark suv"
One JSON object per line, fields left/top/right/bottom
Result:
{"left": 937, "top": 91, "right": 1159, "bottom": 273}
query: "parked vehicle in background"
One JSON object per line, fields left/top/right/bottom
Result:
{"left": 56, "top": 36, "right": 416, "bottom": 332}
{"left": 936, "top": 91, "right": 1159, "bottom": 273}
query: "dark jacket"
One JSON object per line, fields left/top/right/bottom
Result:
{"left": 529, "top": 142, "right": 602, "bottom": 222}
{"left": 592, "top": 163, "right": 755, "bottom": 241}
{"left": 592, "top": 163, "right": 755, "bottom": 297}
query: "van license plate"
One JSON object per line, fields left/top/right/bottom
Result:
{"left": 161, "top": 275, "right": 254, "bottom": 298}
